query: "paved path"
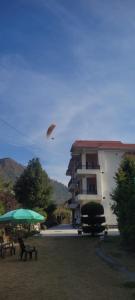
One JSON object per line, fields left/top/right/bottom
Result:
{"left": 40, "top": 224, "right": 119, "bottom": 237}
{"left": 40, "top": 224, "right": 78, "bottom": 237}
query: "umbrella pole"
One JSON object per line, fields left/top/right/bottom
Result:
{"left": 28, "top": 224, "right": 31, "bottom": 233}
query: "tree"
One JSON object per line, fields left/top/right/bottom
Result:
{"left": 3, "top": 180, "right": 14, "bottom": 194}
{"left": 0, "top": 176, "right": 4, "bottom": 192}
{"left": 44, "top": 202, "right": 57, "bottom": 228}
{"left": 14, "top": 158, "right": 53, "bottom": 209}
{"left": 54, "top": 206, "right": 71, "bottom": 224}
{"left": 111, "top": 156, "right": 135, "bottom": 246}
{"left": 0, "top": 201, "right": 5, "bottom": 215}
{"left": 46, "top": 202, "right": 57, "bottom": 215}
{"left": 0, "top": 176, "right": 17, "bottom": 212}
{"left": 81, "top": 202, "right": 106, "bottom": 236}
{"left": 34, "top": 207, "right": 47, "bottom": 218}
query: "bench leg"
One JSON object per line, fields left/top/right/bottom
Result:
{"left": 29, "top": 252, "right": 32, "bottom": 260}
{"left": 24, "top": 252, "right": 27, "bottom": 261}
{"left": 35, "top": 250, "right": 38, "bottom": 260}
{"left": 1, "top": 248, "right": 5, "bottom": 258}
{"left": 20, "top": 249, "right": 24, "bottom": 260}
{"left": 10, "top": 247, "right": 15, "bottom": 256}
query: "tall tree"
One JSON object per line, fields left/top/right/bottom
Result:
{"left": 0, "top": 201, "right": 5, "bottom": 215}
{"left": 111, "top": 156, "right": 135, "bottom": 246}
{"left": 54, "top": 206, "right": 71, "bottom": 224}
{"left": 0, "top": 176, "right": 16, "bottom": 212}
{"left": 0, "top": 176, "right": 4, "bottom": 192}
{"left": 14, "top": 158, "right": 53, "bottom": 209}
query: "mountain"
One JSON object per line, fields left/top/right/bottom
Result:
{"left": 51, "top": 179, "right": 71, "bottom": 204}
{"left": 0, "top": 158, "right": 24, "bottom": 182}
{"left": 0, "top": 158, "right": 71, "bottom": 205}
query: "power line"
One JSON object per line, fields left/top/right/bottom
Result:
{"left": 0, "top": 117, "right": 29, "bottom": 140}
{"left": 0, "top": 116, "right": 40, "bottom": 158}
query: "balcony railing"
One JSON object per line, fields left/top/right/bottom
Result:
{"left": 75, "top": 189, "right": 97, "bottom": 195}
{"left": 75, "top": 163, "right": 100, "bottom": 171}
{"left": 68, "top": 178, "right": 78, "bottom": 188}
{"left": 86, "top": 162, "right": 100, "bottom": 169}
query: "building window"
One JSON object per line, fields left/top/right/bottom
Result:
{"left": 87, "top": 176, "right": 97, "bottom": 194}
{"left": 86, "top": 153, "right": 99, "bottom": 169}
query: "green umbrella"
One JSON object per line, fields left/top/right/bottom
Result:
{"left": 0, "top": 208, "right": 45, "bottom": 224}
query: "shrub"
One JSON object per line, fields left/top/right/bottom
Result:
{"left": 82, "top": 225, "right": 105, "bottom": 234}
{"left": 111, "top": 156, "right": 135, "bottom": 247}
{"left": 81, "top": 202, "right": 104, "bottom": 215}
{"left": 81, "top": 202, "right": 105, "bottom": 236}
{"left": 81, "top": 216, "right": 105, "bottom": 225}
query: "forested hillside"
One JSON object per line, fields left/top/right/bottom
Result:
{"left": 51, "top": 180, "right": 71, "bottom": 204}
{"left": 0, "top": 158, "right": 71, "bottom": 205}
{"left": 0, "top": 158, "right": 24, "bottom": 182}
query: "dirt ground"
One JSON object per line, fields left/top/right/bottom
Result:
{"left": 0, "top": 236, "right": 134, "bottom": 300}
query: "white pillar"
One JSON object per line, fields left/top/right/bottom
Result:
{"left": 82, "top": 177, "right": 87, "bottom": 193}
{"left": 96, "top": 173, "right": 102, "bottom": 196}
{"left": 81, "top": 152, "right": 86, "bottom": 168}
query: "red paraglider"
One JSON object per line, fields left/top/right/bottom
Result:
{"left": 46, "top": 124, "right": 56, "bottom": 139}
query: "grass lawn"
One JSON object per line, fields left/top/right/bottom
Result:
{"left": 101, "top": 236, "right": 135, "bottom": 273}
{"left": 0, "top": 236, "right": 133, "bottom": 300}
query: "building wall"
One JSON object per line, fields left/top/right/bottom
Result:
{"left": 69, "top": 148, "right": 125, "bottom": 226}
{"left": 98, "top": 150, "right": 124, "bottom": 225}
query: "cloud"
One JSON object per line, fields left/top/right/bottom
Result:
{"left": 1, "top": 1, "right": 135, "bottom": 183}
{"left": 0, "top": 51, "right": 135, "bottom": 186}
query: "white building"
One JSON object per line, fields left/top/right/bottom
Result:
{"left": 66, "top": 140, "right": 135, "bottom": 226}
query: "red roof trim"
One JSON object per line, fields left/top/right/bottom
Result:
{"left": 71, "top": 140, "right": 135, "bottom": 151}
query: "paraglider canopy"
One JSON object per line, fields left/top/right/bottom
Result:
{"left": 46, "top": 124, "right": 56, "bottom": 138}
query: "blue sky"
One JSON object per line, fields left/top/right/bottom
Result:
{"left": 1, "top": 0, "right": 135, "bottom": 185}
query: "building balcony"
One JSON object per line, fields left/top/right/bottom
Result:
{"left": 86, "top": 162, "right": 100, "bottom": 169}
{"left": 69, "top": 202, "right": 79, "bottom": 209}
{"left": 68, "top": 179, "right": 79, "bottom": 192}
{"left": 75, "top": 189, "right": 97, "bottom": 195}
{"left": 67, "top": 198, "right": 79, "bottom": 209}
{"left": 75, "top": 163, "right": 100, "bottom": 176}
{"left": 76, "top": 163, "right": 100, "bottom": 170}
{"left": 74, "top": 189, "right": 101, "bottom": 203}
{"left": 76, "top": 168, "right": 100, "bottom": 176}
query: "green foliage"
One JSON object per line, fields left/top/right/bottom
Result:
{"left": 82, "top": 225, "right": 105, "bottom": 234}
{"left": 3, "top": 180, "right": 14, "bottom": 194}
{"left": 45, "top": 202, "right": 56, "bottom": 214}
{"left": 51, "top": 180, "right": 71, "bottom": 204}
{"left": 0, "top": 201, "right": 5, "bottom": 215}
{"left": 0, "top": 176, "right": 16, "bottom": 212}
{"left": 54, "top": 206, "right": 71, "bottom": 224}
{"left": 123, "top": 281, "right": 135, "bottom": 289}
{"left": 0, "top": 158, "right": 70, "bottom": 205}
{"left": 34, "top": 207, "right": 47, "bottom": 218}
{"left": 81, "top": 202, "right": 105, "bottom": 236}
{"left": 81, "top": 201, "right": 104, "bottom": 215}
{"left": 14, "top": 158, "right": 53, "bottom": 210}
{"left": 44, "top": 202, "right": 57, "bottom": 228}
{"left": 0, "top": 176, "right": 14, "bottom": 194}
{"left": 0, "top": 176, "right": 4, "bottom": 192}
{"left": 81, "top": 216, "right": 105, "bottom": 225}
{"left": 111, "top": 156, "right": 135, "bottom": 246}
